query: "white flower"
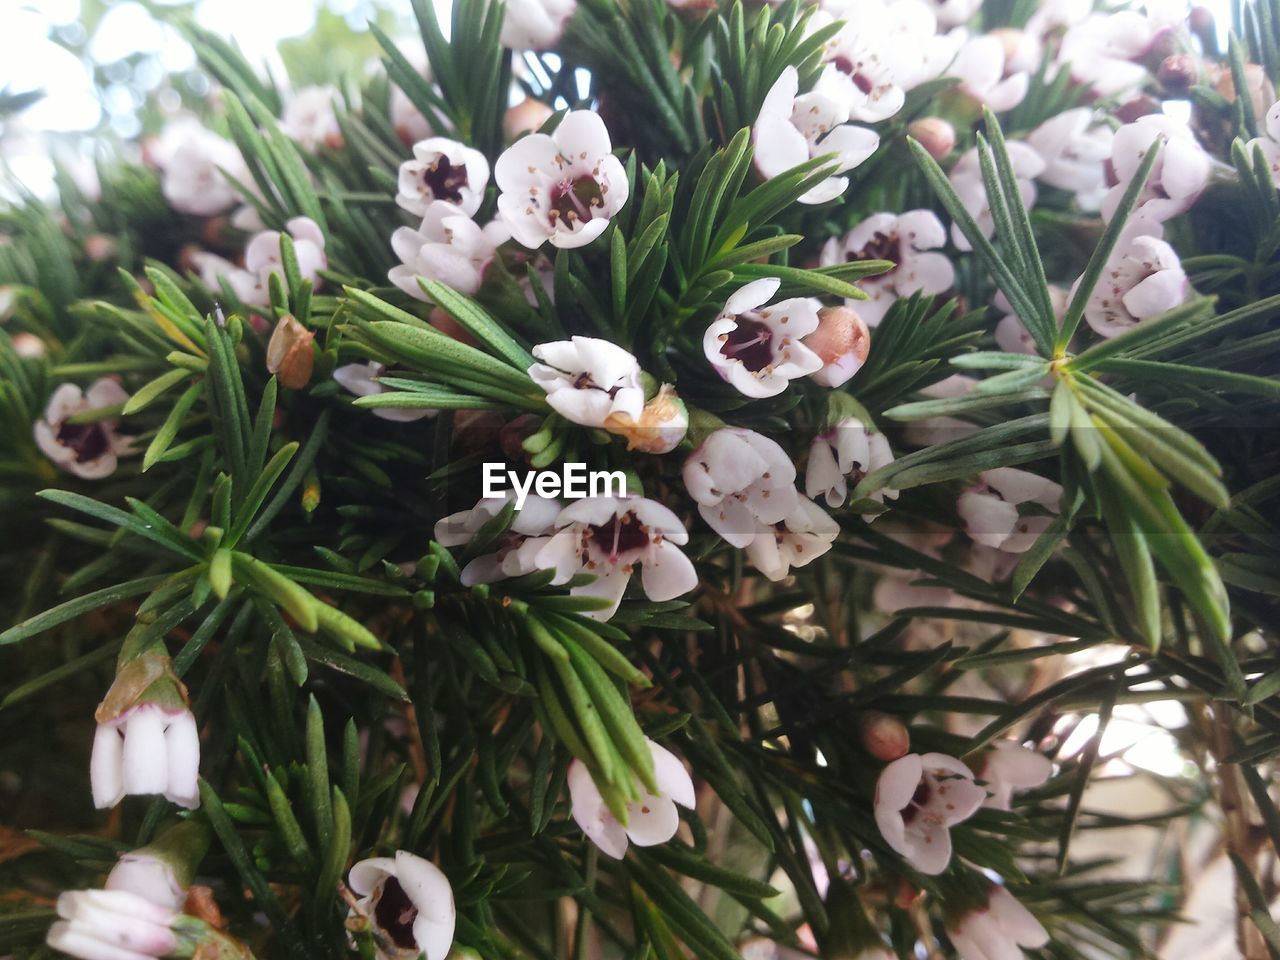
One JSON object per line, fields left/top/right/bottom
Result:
{"left": 981, "top": 741, "right": 1053, "bottom": 810}
{"left": 927, "top": 0, "right": 982, "bottom": 26}
{"left": 815, "top": 16, "right": 907, "bottom": 123}
{"left": 820, "top": 211, "right": 954, "bottom": 326}
{"left": 753, "top": 66, "right": 880, "bottom": 205}
{"left": 1245, "top": 100, "right": 1280, "bottom": 187}
{"left": 993, "top": 286, "right": 1066, "bottom": 356}
{"left": 1057, "top": 12, "right": 1156, "bottom": 100}
{"left": 704, "top": 279, "right": 823, "bottom": 398}
{"left": 806, "top": 418, "right": 898, "bottom": 510}
{"left": 1101, "top": 115, "right": 1211, "bottom": 225}
{"left": 528, "top": 336, "right": 644, "bottom": 428}
{"left": 47, "top": 889, "right": 178, "bottom": 960}
{"left": 199, "top": 217, "right": 328, "bottom": 308}
{"left": 34, "top": 380, "right": 132, "bottom": 480}
{"left": 388, "top": 201, "right": 508, "bottom": 300}
{"left": 823, "top": 0, "right": 958, "bottom": 92}
{"left": 396, "top": 138, "right": 490, "bottom": 218}
{"left": 500, "top": 0, "right": 576, "bottom": 49}
{"left": 744, "top": 497, "right": 839, "bottom": 581}
{"left": 949, "top": 142, "right": 1045, "bottom": 252}
{"left": 91, "top": 702, "right": 200, "bottom": 810}
{"left": 567, "top": 739, "right": 695, "bottom": 858}
{"left": 434, "top": 492, "right": 561, "bottom": 586}
{"left": 1080, "top": 228, "right": 1187, "bottom": 339}
{"left": 958, "top": 467, "right": 1062, "bottom": 553}
{"left": 949, "top": 33, "right": 1029, "bottom": 112}
{"left": 333, "top": 362, "right": 433, "bottom": 423}
{"left": 152, "top": 118, "right": 246, "bottom": 217}
{"left": 948, "top": 887, "right": 1050, "bottom": 960}
{"left": 348, "top": 851, "right": 455, "bottom": 960}
{"left": 536, "top": 497, "right": 698, "bottom": 620}
{"left": 683, "top": 428, "right": 799, "bottom": 548}
{"left": 874, "top": 752, "right": 986, "bottom": 874}
{"left": 1026, "top": 108, "right": 1112, "bottom": 211}
{"left": 280, "top": 86, "right": 342, "bottom": 152}
{"left": 496, "top": 111, "right": 628, "bottom": 249}
{"left": 105, "top": 853, "right": 186, "bottom": 912}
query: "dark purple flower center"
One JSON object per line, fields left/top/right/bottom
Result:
{"left": 720, "top": 317, "right": 775, "bottom": 372}
{"left": 374, "top": 878, "right": 419, "bottom": 951}
{"left": 899, "top": 780, "right": 932, "bottom": 825}
{"left": 850, "top": 230, "right": 901, "bottom": 276}
{"left": 588, "top": 514, "right": 648, "bottom": 562}
{"left": 56, "top": 420, "right": 110, "bottom": 463}
{"left": 831, "top": 55, "right": 875, "bottom": 96}
{"left": 550, "top": 176, "right": 604, "bottom": 226}
{"left": 423, "top": 156, "right": 469, "bottom": 204}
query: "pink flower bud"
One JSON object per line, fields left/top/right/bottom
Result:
{"left": 504, "top": 98, "right": 555, "bottom": 141}
{"left": 860, "top": 711, "right": 910, "bottom": 761}
{"left": 805, "top": 306, "right": 871, "bottom": 388}
{"left": 907, "top": 117, "right": 956, "bottom": 161}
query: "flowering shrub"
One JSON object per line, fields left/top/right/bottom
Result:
{"left": 2, "top": 0, "right": 1280, "bottom": 958}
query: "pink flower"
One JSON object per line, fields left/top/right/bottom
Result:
{"left": 948, "top": 887, "right": 1049, "bottom": 960}
{"left": 958, "top": 467, "right": 1061, "bottom": 553}
{"left": 874, "top": 752, "right": 985, "bottom": 874}
{"left": 348, "top": 852, "right": 455, "bottom": 960}
{"left": 981, "top": 741, "right": 1053, "bottom": 810}
{"left": 704, "top": 279, "right": 823, "bottom": 398}
{"left": 46, "top": 889, "right": 178, "bottom": 960}
{"left": 34, "top": 380, "right": 132, "bottom": 480}
{"left": 568, "top": 739, "right": 695, "bottom": 858}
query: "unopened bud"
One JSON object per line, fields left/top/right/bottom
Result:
{"left": 860, "top": 711, "right": 910, "bottom": 761}
{"left": 1189, "top": 5, "right": 1217, "bottom": 52}
{"left": 1158, "top": 54, "right": 1198, "bottom": 93}
{"left": 266, "top": 315, "right": 315, "bottom": 389}
{"left": 806, "top": 306, "right": 872, "bottom": 389}
{"left": 11, "top": 332, "right": 45, "bottom": 359}
{"left": 1115, "top": 95, "right": 1161, "bottom": 123}
{"left": 1216, "top": 61, "right": 1275, "bottom": 123}
{"left": 604, "top": 383, "right": 689, "bottom": 453}
{"left": 429, "top": 306, "right": 478, "bottom": 348}
{"left": 85, "top": 234, "right": 117, "bottom": 263}
{"left": 908, "top": 117, "right": 956, "bottom": 161}
{"left": 504, "top": 98, "right": 555, "bottom": 141}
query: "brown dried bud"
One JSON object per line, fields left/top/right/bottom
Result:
{"left": 266, "top": 314, "right": 315, "bottom": 389}
{"left": 504, "top": 98, "right": 555, "bottom": 141}
{"left": 184, "top": 885, "right": 226, "bottom": 928}
{"left": 860, "top": 710, "right": 910, "bottom": 761}
{"left": 908, "top": 117, "right": 956, "bottom": 161}
{"left": 1115, "top": 95, "right": 1161, "bottom": 124}
{"left": 1158, "top": 54, "right": 1198, "bottom": 93}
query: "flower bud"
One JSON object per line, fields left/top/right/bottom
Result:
{"left": 604, "top": 383, "right": 689, "bottom": 453}
{"left": 504, "top": 98, "right": 555, "bottom": 141}
{"left": 1115, "top": 96, "right": 1161, "bottom": 123}
{"left": 805, "top": 306, "right": 871, "bottom": 388}
{"left": 1215, "top": 61, "right": 1276, "bottom": 123}
{"left": 11, "top": 332, "right": 45, "bottom": 358}
{"left": 1158, "top": 54, "right": 1198, "bottom": 93}
{"left": 908, "top": 117, "right": 956, "bottom": 161}
{"left": 859, "top": 711, "right": 910, "bottom": 761}
{"left": 429, "top": 306, "right": 478, "bottom": 347}
{"left": 266, "top": 314, "right": 315, "bottom": 389}
{"left": 500, "top": 414, "right": 541, "bottom": 463}
{"left": 85, "top": 234, "right": 117, "bottom": 263}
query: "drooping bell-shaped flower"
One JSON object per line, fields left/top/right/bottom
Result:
{"left": 753, "top": 66, "right": 880, "bottom": 206}
{"left": 820, "top": 211, "right": 954, "bottom": 326}
{"left": 535, "top": 497, "right": 697, "bottom": 620}
{"left": 874, "top": 752, "right": 986, "bottom": 875}
{"left": 348, "top": 851, "right": 455, "bottom": 960}
{"left": 496, "top": 111, "right": 628, "bottom": 249}
{"left": 704, "top": 279, "right": 823, "bottom": 398}
{"left": 947, "top": 887, "right": 1050, "bottom": 960}
{"left": 567, "top": 739, "right": 695, "bottom": 858}
{"left": 34, "top": 379, "right": 133, "bottom": 480}
{"left": 91, "top": 654, "right": 199, "bottom": 810}
{"left": 528, "top": 336, "right": 644, "bottom": 428}
{"left": 683, "top": 428, "right": 800, "bottom": 548}
{"left": 47, "top": 890, "right": 178, "bottom": 960}
{"left": 396, "top": 138, "right": 491, "bottom": 218}
{"left": 104, "top": 821, "right": 210, "bottom": 912}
